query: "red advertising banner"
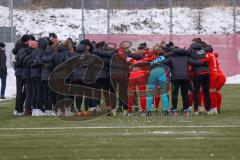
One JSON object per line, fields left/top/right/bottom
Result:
{"left": 86, "top": 34, "right": 240, "bottom": 76}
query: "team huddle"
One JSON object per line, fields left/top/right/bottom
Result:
{"left": 12, "top": 33, "right": 226, "bottom": 117}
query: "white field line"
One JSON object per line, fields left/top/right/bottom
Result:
{"left": 176, "top": 137, "right": 205, "bottom": 140}
{"left": 0, "top": 126, "right": 239, "bottom": 131}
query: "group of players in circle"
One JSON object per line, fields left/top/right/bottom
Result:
{"left": 12, "top": 33, "right": 226, "bottom": 117}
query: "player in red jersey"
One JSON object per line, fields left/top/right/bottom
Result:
{"left": 127, "top": 45, "right": 156, "bottom": 116}
{"left": 206, "top": 46, "right": 226, "bottom": 114}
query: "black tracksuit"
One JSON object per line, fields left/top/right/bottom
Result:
{"left": 161, "top": 48, "right": 205, "bottom": 110}
{"left": 110, "top": 52, "right": 130, "bottom": 110}
{"left": 0, "top": 47, "right": 7, "bottom": 97}
{"left": 68, "top": 44, "right": 95, "bottom": 111}
{"left": 20, "top": 47, "right": 34, "bottom": 110}
{"left": 54, "top": 44, "right": 71, "bottom": 106}
{"left": 190, "top": 42, "right": 211, "bottom": 112}
{"left": 92, "top": 47, "right": 116, "bottom": 109}
{"left": 29, "top": 38, "right": 48, "bottom": 110}
{"left": 41, "top": 45, "right": 56, "bottom": 111}
{"left": 13, "top": 42, "right": 27, "bottom": 112}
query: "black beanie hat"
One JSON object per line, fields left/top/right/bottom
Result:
{"left": 140, "top": 42, "right": 147, "bottom": 47}
{"left": 80, "top": 39, "right": 92, "bottom": 46}
{"left": 29, "top": 35, "right": 36, "bottom": 41}
{"left": 49, "top": 33, "right": 57, "bottom": 39}
{"left": 21, "top": 34, "right": 31, "bottom": 43}
{"left": 0, "top": 42, "right": 6, "bottom": 48}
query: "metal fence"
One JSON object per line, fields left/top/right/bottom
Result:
{"left": 0, "top": 0, "right": 240, "bottom": 37}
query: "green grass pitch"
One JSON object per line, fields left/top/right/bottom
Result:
{"left": 0, "top": 85, "right": 239, "bottom": 160}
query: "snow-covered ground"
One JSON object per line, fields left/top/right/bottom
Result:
{"left": 0, "top": 6, "right": 239, "bottom": 99}
{"left": 1, "top": 68, "right": 15, "bottom": 99}
{"left": 226, "top": 74, "right": 240, "bottom": 84}
{"left": 0, "top": 68, "right": 239, "bottom": 99}
{"left": 0, "top": 6, "right": 239, "bottom": 40}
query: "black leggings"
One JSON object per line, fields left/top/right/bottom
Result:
{"left": 42, "top": 80, "right": 54, "bottom": 111}
{"left": 171, "top": 79, "right": 190, "bottom": 110}
{"left": 93, "top": 78, "right": 116, "bottom": 109}
{"left": 193, "top": 74, "right": 211, "bottom": 111}
{"left": 24, "top": 79, "right": 32, "bottom": 109}
{"left": 15, "top": 76, "right": 26, "bottom": 112}
{"left": 32, "top": 77, "right": 43, "bottom": 110}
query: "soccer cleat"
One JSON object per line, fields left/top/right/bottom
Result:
{"left": 13, "top": 110, "right": 17, "bottom": 115}
{"left": 146, "top": 111, "right": 152, "bottom": 116}
{"left": 199, "top": 106, "right": 206, "bottom": 114}
{"left": 206, "top": 110, "right": 212, "bottom": 115}
{"left": 112, "top": 109, "right": 117, "bottom": 117}
{"left": 64, "top": 107, "right": 74, "bottom": 117}
{"left": 35, "top": 109, "right": 46, "bottom": 116}
{"left": 14, "top": 110, "right": 24, "bottom": 116}
{"left": 31, "top": 109, "right": 37, "bottom": 116}
{"left": 133, "top": 106, "right": 139, "bottom": 113}
{"left": 45, "top": 110, "right": 56, "bottom": 116}
{"left": 128, "top": 112, "right": 133, "bottom": 116}
{"left": 0, "top": 96, "right": 6, "bottom": 99}
{"left": 123, "top": 110, "right": 128, "bottom": 116}
{"left": 140, "top": 112, "right": 146, "bottom": 116}
{"left": 152, "top": 107, "right": 158, "bottom": 113}
{"left": 189, "top": 106, "right": 193, "bottom": 112}
{"left": 211, "top": 108, "right": 218, "bottom": 115}
{"left": 193, "top": 111, "right": 199, "bottom": 116}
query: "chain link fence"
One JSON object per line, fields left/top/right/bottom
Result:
{"left": 0, "top": 0, "right": 240, "bottom": 37}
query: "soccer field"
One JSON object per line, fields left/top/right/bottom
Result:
{"left": 0, "top": 85, "right": 239, "bottom": 160}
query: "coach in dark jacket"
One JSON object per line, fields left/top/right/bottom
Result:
{"left": 0, "top": 42, "right": 7, "bottom": 99}
{"left": 68, "top": 39, "right": 95, "bottom": 112}
{"left": 190, "top": 42, "right": 211, "bottom": 113}
{"left": 13, "top": 35, "right": 31, "bottom": 114}
{"left": 54, "top": 42, "right": 71, "bottom": 108}
{"left": 41, "top": 45, "right": 56, "bottom": 112}
{"left": 30, "top": 38, "right": 48, "bottom": 111}
{"left": 20, "top": 41, "right": 37, "bottom": 115}
{"left": 92, "top": 41, "right": 116, "bottom": 111}
{"left": 157, "top": 48, "right": 205, "bottom": 112}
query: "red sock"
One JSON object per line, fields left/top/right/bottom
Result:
{"left": 210, "top": 92, "right": 217, "bottom": 109}
{"left": 216, "top": 92, "right": 222, "bottom": 112}
{"left": 139, "top": 85, "right": 146, "bottom": 112}
{"left": 154, "top": 95, "right": 160, "bottom": 108}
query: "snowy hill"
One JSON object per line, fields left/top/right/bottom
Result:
{"left": 0, "top": 6, "right": 238, "bottom": 40}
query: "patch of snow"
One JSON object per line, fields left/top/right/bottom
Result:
{"left": 0, "top": 68, "right": 16, "bottom": 101}
{"left": 0, "top": 6, "right": 239, "bottom": 40}
{"left": 226, "top": 74, "right": 240, "bottom": 84}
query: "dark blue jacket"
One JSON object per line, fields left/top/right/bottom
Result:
{"left": 41, "top": 45, "right": 56, "bottom": 81}
{"left": 0, "top": 47, "right": 7, "bottom": 76}
{"left": 54, "top": 44, "right": 71, "bottom": 67}
{"left": 190, "top": 42, "right": 210, "bottom": 74}
{"left": 160, "top": 48, "right": 204, "bottom": 81}
{"left": 68, "top": 44, "right": 89, "bottom": 82}
{"left": 20, "top": 47, "right": 34, "bottom": 79}
{"left": 30, "top": 38, "right": 48, "bottom": 78}
{"left": 92, "top": 47, "right": 115, "bottom": 79}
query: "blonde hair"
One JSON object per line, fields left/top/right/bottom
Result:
{"left": 159, "top": 40, "right": 166, "bottom": 49}
{"left": 63, "top": 39, "right": 74, "bottom": 52}
{"left": 152, "top": 43, "right": 165, "bottom": 56}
